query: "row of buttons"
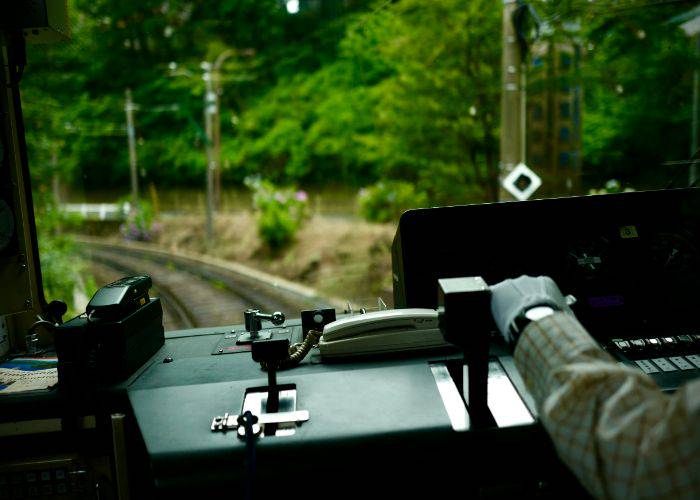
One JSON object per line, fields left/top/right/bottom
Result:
{"left": 611, "top": 334, "right": 700, "bottom": 359}
{"left": 0, "top": 483, "right": 68, "bottom": 498}
{"left": 0, "top": 470, "right": 65, "bottom": 485}
{"left": 635, "top": 355, "right": 700, "bottom": 374}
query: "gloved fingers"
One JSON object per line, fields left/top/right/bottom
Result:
{"left": 490, "top": 275, "right": 573, "bottom": 344}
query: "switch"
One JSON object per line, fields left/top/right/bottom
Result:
{"left": 669, "top": 357, "right": 694, "bottom": 371}
{"left": 613, "top": 340, "right": 630, "bottom": 351}
{"left": 676, "top": 335, "right": 693, "bottom": 345}
{"left": 629, "top": 339, "right": 646, "bottom": 353}
{"left": 635, "top": 359, "right": 660, "bottom": 374}
{"left": 651, "top": 358, "right": 677, "bottom": 372}
{"left": 685, "top": 354, "right": 700, "bottom": 368}
{"left": 645, "top": 338, "right": 661, "bottom": 348}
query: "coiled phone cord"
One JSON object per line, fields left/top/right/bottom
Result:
{"left": 258, "top": 329, "right": 323, "bottom": 371}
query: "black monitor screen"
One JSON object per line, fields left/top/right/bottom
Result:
{"left": 392, "top": 188, "right": 700, "bottom": 340}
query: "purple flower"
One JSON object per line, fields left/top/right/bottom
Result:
{"left": 295, "top": 190, "right": 308, "bottom": 202}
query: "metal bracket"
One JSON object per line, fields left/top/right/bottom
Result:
{"left": 211, "top": 410, "right": 309, "bottom": 438}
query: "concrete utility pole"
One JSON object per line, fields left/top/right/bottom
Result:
{"left": 212, "top": 50, "right": 234, "bottom": 208}
{"left": 125, "top": 88, "right": 139, "bottom": 205}
{"left": 201, "top": 62, "right": 216, "bottom": 243}
{"left": 499, "top": 0, "right": 524, "bottom": 200}
{"left": 691, "top": 36, "right": 700, "bottom": 185}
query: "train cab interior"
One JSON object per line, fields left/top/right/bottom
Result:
{"left": 1, "top": 1, "right": 700, "bottom": 498}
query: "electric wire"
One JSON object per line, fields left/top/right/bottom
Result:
{"left": 258, "top": 329, "right": 323, "bottom": 371}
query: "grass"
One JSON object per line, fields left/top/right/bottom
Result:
{"left": 149, "top": 211, "right": 396, "bottom": 308}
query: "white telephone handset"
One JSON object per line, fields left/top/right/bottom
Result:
{"left": 319, "top": 308, "right": 451, "bottom": 358}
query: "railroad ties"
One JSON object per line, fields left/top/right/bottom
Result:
{"left": 83, "top": 243, "right": 333, "bottom": 331}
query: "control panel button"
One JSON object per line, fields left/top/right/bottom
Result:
{"left": 661, "top": 337, "right": 677, "bottom": 346}
{"left": 613, "top": 340, "right": 630, "bottom": 351}
{"left": 40, "top": 472, "right": 50, "bottom": 482}
{"left": 25, "top": 473, "right": 35, "bottom": 483}
{"left": 56, "top": 484, "right": 67, "bottom": 494}
{"left": 630, "top": 339, "right": 646, "bottom": 349}
{"left": 676, "top": 335, "right": 693, "bottom": 346}
{"left": 669, "top": 356, "right": 694, "bottom": 370}
{"left": 54, "top": 470, "right": 65, "bottom": 481}
{"left": 635, "top": 360, "right": 660, "bottom": 374}
{"left": 686, "top": 354, "right": 700, "bottom": 368}
{"left": 652, "top": 358, "right": 677, "bottom": 372}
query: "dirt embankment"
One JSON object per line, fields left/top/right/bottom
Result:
{"left": 151, "top": 212, "right": 396, "bottom": 307}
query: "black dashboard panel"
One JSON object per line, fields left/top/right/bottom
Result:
{"left": 392, "top": 188, "right": 700, "bottom": 341}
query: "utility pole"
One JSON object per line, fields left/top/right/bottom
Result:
{"left": 499, "top": 0, "right": 524, "bottom": 200}
{"left": 125, "top": 88, "right": 139, "bottom": 205}
{"left": 51, "top": 147, "right": 60, "bottom": 206}
{"left": 211, "top": 49, "right": 238, "bottom": 208}
{"left": 202, "top": 63, "right": 216, "bottom": 243}
{"left": 212, "top": 73, "right": 222, "bottom": 208}
{"left": 691, "top": 36, "right": 700, "bottom": 185}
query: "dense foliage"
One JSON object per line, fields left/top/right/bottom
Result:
{"left": 21, "top": 0, "right": 699, "bottom": 205}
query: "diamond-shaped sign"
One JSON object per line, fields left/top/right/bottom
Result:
{"left": 502, "top": 163, "right": 542, "bottom": 201}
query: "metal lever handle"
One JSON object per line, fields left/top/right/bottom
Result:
{"left": 244, "top": 309, "right": 286, "bottom": 339}
{"left": 437, "top": 276, "right": 495, "bottom": 428}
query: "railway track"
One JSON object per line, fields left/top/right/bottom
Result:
{"left": 81, "top": 241, "right": 337, "bottom": 331}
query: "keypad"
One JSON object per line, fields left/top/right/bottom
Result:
{"left": 610, "top": 333, "right": 700, "bottom": 375}
{"left": 0, "top": 467, "right": 74, "bottom": 498}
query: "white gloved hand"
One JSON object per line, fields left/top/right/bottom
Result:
{"left": 490, "top": 275, "right": 572, "bottom": 345}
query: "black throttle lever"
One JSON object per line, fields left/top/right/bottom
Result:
{"left": 251, "top": 338, "right": 290, "bottom": 414}
{"left": 437, "top": 276, "right": 496, "bottom": 428}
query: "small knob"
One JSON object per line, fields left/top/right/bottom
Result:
{"left": 268, "top": 311, "right": 285, "bottom": 325}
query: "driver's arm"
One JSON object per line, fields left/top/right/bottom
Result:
{"left": 492, "top": 276, "right": 700, "bottom": 499}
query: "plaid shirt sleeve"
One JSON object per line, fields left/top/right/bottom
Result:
{"left": 514, "top": 312, "right": 700, "bottom": 499}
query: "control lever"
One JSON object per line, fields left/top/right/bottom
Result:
{"left": 211, "top": 339, "right": 310, "bottom": 439}
{"left": 437, "top": 277, "right": 495, "bottom": 428}
{"left": 237, "top": 309, "right": 285, "bottom": 344}
{"left": 251, "top": 338, "right": 290, "bottom": 414}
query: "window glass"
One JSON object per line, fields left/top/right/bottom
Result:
{"left": 20, "top": 0, "right": 700, "bottom": 329}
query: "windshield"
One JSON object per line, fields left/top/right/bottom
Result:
{"left": 20, "top": 0, "right": 700, "bottom": 330}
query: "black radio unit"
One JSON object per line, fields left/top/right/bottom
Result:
{"left": 55, "top": 277, "right": 164, "bottom": 401}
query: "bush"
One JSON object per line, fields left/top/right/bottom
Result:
{"left": 32, "top": 190, "right": 97, "bottom": 317}
{"left": 245, "top": 177, "right": 309, "bottom": 251}
{"left": 119, "top": 200, "right": 160, "bottom": 242}
{"left": 358, "top": 181, "right": 429, "bottom": 223}
{"left": 588, "top": 179, "right": 636, "bottom": 195}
